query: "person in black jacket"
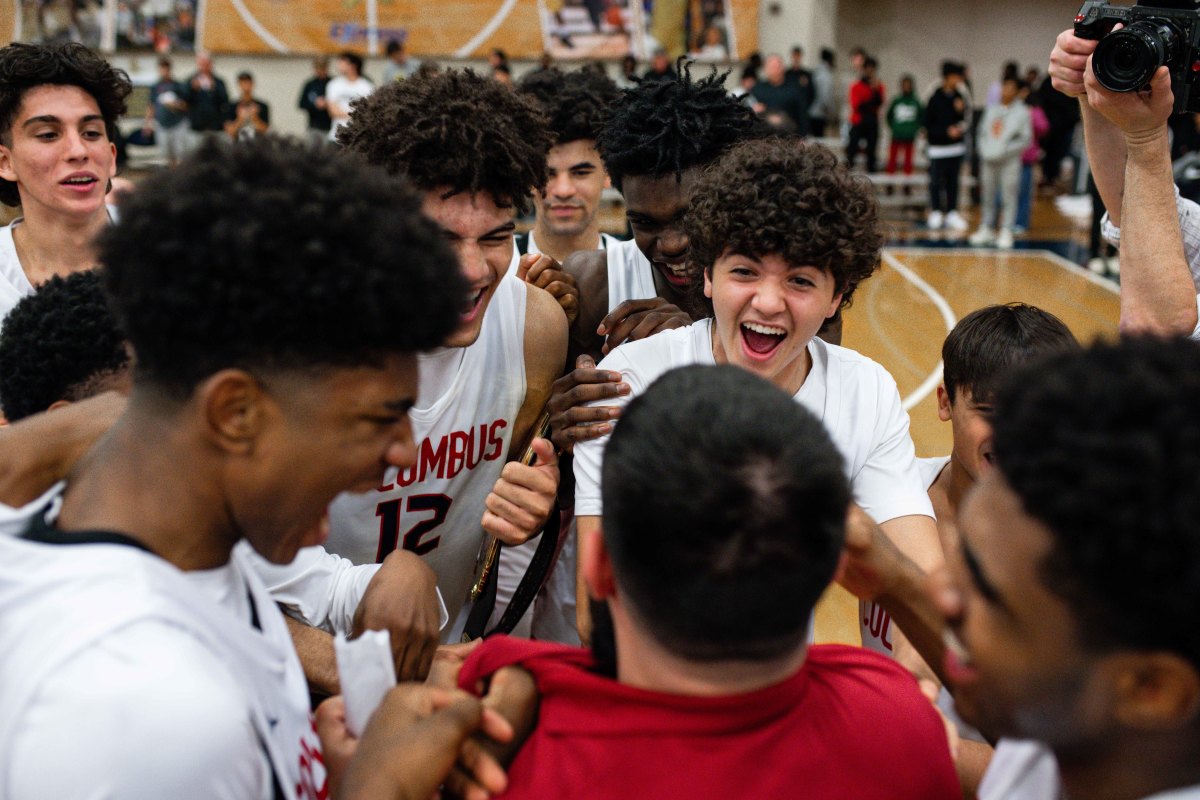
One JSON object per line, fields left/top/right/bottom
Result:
{"left": 298, "top": 57, "right": 332, "bottom": 146}
{"left": 924, "top": 61, "right": 970, "bottom": 231}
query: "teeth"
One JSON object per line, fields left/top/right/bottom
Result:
{"left": 742, "top": 322, "right": 786, "bottom": 336}
{"left": 943, "top": 629, "right": 972, "bottom": 665}
{"left": 63, "top": 177, "right": 94, "bottom": 184}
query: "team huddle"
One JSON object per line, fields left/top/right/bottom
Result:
{"left": 0, "top": 31, "right": 1198, "bottom": 800}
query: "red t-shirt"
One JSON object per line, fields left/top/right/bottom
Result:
{"left": 460, "top": 637, "right": 959, "bottom": 800}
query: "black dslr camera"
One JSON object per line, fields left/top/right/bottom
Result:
{"left": 1075, "top": 0, "right": 1200, "bottom": 114}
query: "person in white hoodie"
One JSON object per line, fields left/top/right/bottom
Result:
{"left": 970, "top": 77, "right": 1032, "bottom": 250}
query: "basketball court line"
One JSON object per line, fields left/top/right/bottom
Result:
{"left": 880, "top": 249, "right": 957, "bottom": 411}
{"left": 888, "top": 245, "right": 1121, "bottom": 296}
{"left": 455, "top": 0, "right": 520, "bottom": 57}
{"left": 227, "top": 0, "right": 288, "bottom": 52}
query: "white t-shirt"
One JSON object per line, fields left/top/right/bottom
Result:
{"left": 0, "top": 493, "right": 325, "bottom": 800}
{"left": 524, "top": 230, "right": 620, "bottom": 258}
{"left": 605, "top": 237, "right": 657, "bottom": 313}
{"left": 573, "top": 319, "right": 934, "bottom": 525}
{"left": 0, "top": 222, "right": 33, "bottom": 327}
{"left": 326, "top": 76, "right": 374, "bottom": 140}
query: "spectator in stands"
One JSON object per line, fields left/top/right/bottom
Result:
{"left": 616, "top": 54, "right": 639, "bottom": 89}
{"left": 181, "top": 52, "right": 228, "bottom": 148}
{"left": 297, "top": 56, "right": 331, "bottom": 147}
{"left": 643, "top": 49, "right": 677, "bottom": 83}
{"left": 145, "top": 56, "right": 187, "bottom": 167}
{"left": 846, "top": 56, "right": 884, "bottom": 173}
{"left": 1015, "top": 84, "right": 1049, "bottom": 233}
{"left": 969, "top": 77, "right": 1031, "bottom": 250}
{"left": 224, "top": 71, "right": 269, "bottom": 141}
{"left": 690, "top": 25, "right": 727, "bottom": 62}
{"left": 925, "top": 61, "right": 970, "bottom": 232}
{"left": 753, "top": 53, "right": 807, "bottom": 134}
{"left": 809, "top": 47, "right": 836, "bottom": 137}
{"left": 383, "top": 38, "right": 417, "bottom": 83}
{"left": 1037, "top": 69, "right": 1079, "bottom": 193}
{"left": 326, "top": 51, "right": 372, "bottom": 142}
{"left": 886, "top": 74, "right": 922, "bottom": 176}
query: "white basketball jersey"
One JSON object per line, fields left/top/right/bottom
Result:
{"left": 325, "top": 273, "right": 528, "bottom": 642}
{"left": 605, "top": 238, "right": 657, "bottom": 313}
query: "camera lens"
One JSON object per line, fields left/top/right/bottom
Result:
{"left": 1093, "top": 20, "right": 1179, "bottom": 92}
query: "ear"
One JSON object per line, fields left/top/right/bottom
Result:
{"left": 1110, "top": 652, "right": 1200, "bottom": 731}
{"left": 199, "top": 369, "right": 269, "bottom": 455}
{"left": 579, "top": 521, "right": 617, "bottom": 601}
{"left": 937, "top": 384, "right": 952, "bottom": 422}
{"left": 703, "top": 267, "right": 714, "bottom": 299}
{"left": 106, "top": 141, "right": 117, "bottom": 179}
{"left": 0, "top": 142, "right": 16, "bottom": 183}
{"left": 826, "top": 291, "right": 844, "bottom": 318}
{"left": 47, "top": 399, "right": 72, "bottom": 413}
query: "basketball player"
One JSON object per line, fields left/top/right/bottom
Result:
{"left": 0, "top": 137, "right": 467, "bottom": 799}
{"left": 455, "top": 365, "right": 959, "bottom": 798}
{"left": 0, "top": 42, "right": 130, "bottom": 325}
{"left": 514, "top": 67, "right": 622, "bottom": 264}
{"left": 841, "top": 337, "right": 1200, "bottom": 800}
{"left": 858, "top": 303, "right": 1079, "bottom": 792}
{"left": 269, "top": 69, "right": 569, "bottom": 656}
{"left": 573, "top": 138, "right": 945, "bottom": 678}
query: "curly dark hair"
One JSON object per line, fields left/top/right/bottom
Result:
{"left": 337, "top": 69, "right": 550, "bottom": 210}
{"left": 596, "top": 61, "right": 765, "bottom": 190}
{"left": 993, "top": 337, "right": 1200, "bottom": 668}
{"left": 0, "top": 42, "right": 131, "bottom": 207}
{"left": 517, "top": 67, "right": 619, "bottom": 145}
{"left": 98, "top": 136, "right": 465, "bottom": 396}
{"left": 685, "top": 137, "right": 882, "bottom": 312}
{"left": 0, "top": 270, "right": 128, "bottom": 421}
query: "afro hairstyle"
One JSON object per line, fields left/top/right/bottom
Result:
{"left": 685, "top": 137, "right": 882, "bottom": 311}
{"left": 517, "top": 66, "right": 620, "bottom": 146}
{"left": 0, "top": 269, "right": 128, "bottom": 421}
{"left": 596, "top": 60, "right": 765, "bottom": 190}
{"left": 98, "top": 135, "right": 465, "bottom": 396}
{"left": 0, "top": 42, "right": 131, "bottom": 207}
{"left": 336, "top": 69, "right": 551, "bottom": 210}
{"left": 993, "top": 337, "right": 1200, "bottom": 668}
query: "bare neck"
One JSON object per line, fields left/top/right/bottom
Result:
{"left": 530, "top": 221, "right": 601, "bottom": 265}
{"left": 14, "top": 202, "right": 108, "bottom": 286}
{"left": 55, "top": 398, "right": 238, "bottom": 571}
{"left": 1057, "top": 736, "right": 1200, "bottom": 800}
{"left": 610, "top": 596, "right": 807, "bottom": 696}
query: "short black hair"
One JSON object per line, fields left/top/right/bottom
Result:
{"left": 338, "top": 69, "right": 551, "bottom": 211}
{"left": 863, "top": 57, "right": 878, "bottom": 70}
{"left": 237, "top": 71, "right": 253, "bottom": 82}
{"left": 596, "top": 61, "right": 764, "bottom": 191}
{"left": 517, "top": 67, "right": 620, "bottom": 146}
{"left": 0, "top": 42, "right": 131, "bottom": 207}
{"left": 943, "top": 303, "right": 1079, "bottom": 404}
{"left": 602, "top": 364, "right": 849, "bottom": 661}
{"left": 0, "top": 270, "right": 128, "bottom": 421}
{"left": 993, "top": 337, "right": 1200, "bottom": 669}
{"left": 385, "top": 39, "right": 403, "bottom": 56}
{"left": 686, "top": 137, "right": 882, "bottom": 312}
{"left": 98, "top": 136, "right": 464, "bottom": 396}
{"left": 820, "top": 48, "right": 835, "bottom": 66}
{"left": 942, "top": 60, "right": 964, "bottom": 79}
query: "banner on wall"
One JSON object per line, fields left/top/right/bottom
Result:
{"left": 0, "top": 0, "right": 758, "bottom": 60}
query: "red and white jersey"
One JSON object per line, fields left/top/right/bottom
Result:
{"left": 0, "top": 514, "right": 324, "bottom": 800}
{"left": 325, "top": 272, "right": 528, "bottom": 641}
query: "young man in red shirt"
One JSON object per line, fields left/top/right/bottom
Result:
{"left": 458, "top": 364, "right": 959, "bottom": 799}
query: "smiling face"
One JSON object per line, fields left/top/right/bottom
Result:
{"left": 939, "top": 471, "right": 1109, "bottom": 746}
{"left": 622, "top": 168, "right": 699, "bottom": 293}
{"left": 0, "top": 85, "right": 116, "bottom": 220}
{"left": 536, "top": 138, "right": 606, "bottom": 239}
{"left": 938, "top": 386, "right": 996, "bottom": 483}
{"left": 422, "top": 189, "right": 514, "bottom": 349}
{"left": 233, "top": 354, "right": 419, "bottom": 564}
{"left": 704, "top": 251, "right": 842, "bottom": 394}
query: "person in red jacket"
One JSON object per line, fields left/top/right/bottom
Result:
{"left": 459, "top": 364, "right": 959, "bottom": 800}
{"left": 847, "top": 56, "right": 886, "bottom": 173}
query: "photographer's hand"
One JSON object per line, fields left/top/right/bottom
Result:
{"left": 1084, "top": 60, "right": 1174, "bottom": 143}
{"left": 1049, "top": 28, "right": 1099, "bottom": 98}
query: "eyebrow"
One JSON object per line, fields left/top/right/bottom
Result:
{"left": 568, "top": 161, "right": 597, "bottom": 171}
{"left": 22, "top": 114, "right": 104, "bottom": 128}
{"left": 961, "top": 537, "right": 1012, "bottom": 614}
{"left": 383, "top": 398, "right": 416, "bottom": 414}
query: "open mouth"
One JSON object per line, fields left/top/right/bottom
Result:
{"left": 942, "top": 628, "right": 978, "bottom": 685}
{"left": 740, "top": 322, "right": 787, "bottom": 359}
{"left": 61, "top": 175, "right": 98, "bottom": 191}
{"left": 654, "top": 261, "right": 692, "bottom": 288}
{"left": 461, "top": 285, "right": 487, "bottom": 322}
